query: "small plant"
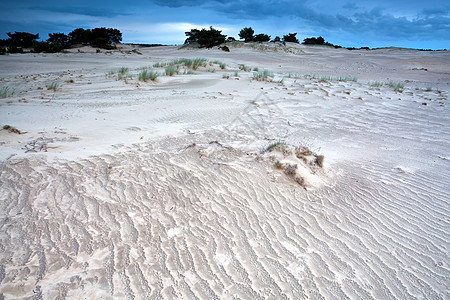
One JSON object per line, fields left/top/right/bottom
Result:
{"left": 206, "top": 68, "right": 216, "bottom": 73}
{"left": 66, "top": 79, "right": 74, "bottom": 83}
{"left": 253, "top": 67, "right": 259, "bottom": 72}
{"left": 0, "top": 86, "right": 14, "bottom": 98}
{"left": 336, "top": 76, "right": 357, "bottom": 82}
{"left": 116, "top": 67, "right": 129, "bottom": 80}
{"left": 274, "top": 161, "right": 283, "bottom": 169}
{"left": 138, "top": 69, "right": 159, "bottom": 81}
{"left": 425, "top": 86, "right": 433, "bottom": 92}
{"left": 2, "top": 125, "right": 22, "bottom": 134}
{"left": 46, "top": 81, "right": 59, "bottom": 91}
{"left": 387, "top": 81, "right": 404, "bottom": 92}
{"left": 153, "top": 62, "right": 167, "bottom": 68}
{"left": 222, "top": 73, "right": 230, "bottom": 79}
{"left": 370, "top": 81, "right": 383, "bottom": 87}
{"left": 165, "top": 65, "right": 179, "bottom": 76}
{"left": 239, "top": 64, "right": 251, "bottom": 72}
{"left": 186, "top": 69, "right": 194, "bottom": 75}
{"left": 192, "top": 58, "right": 208, "bottom": 70}
{"left": 265, "top": 142, "right": 286, "bottom": 152}
{"left": 234, "top": 71, "right": 239, "bottom": 77}
{"left": 253, "top": 70, "right": 274, "bottom": 82}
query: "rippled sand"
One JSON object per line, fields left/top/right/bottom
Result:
{"left": 0, "top": 44, "right": 449, "bottom": 299}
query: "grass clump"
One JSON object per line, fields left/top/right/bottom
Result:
{"left": 370, "top": 81, "right": 383, "bottom": 87}
{"left": 192, "top": 58, "right": 208, "bottom": 70}
{"left": 212, "top": 60, "right": 226, "bottom": 69}
{"left": 165, "top": 65, "right": 180, "bottom": 76}
{"left": 46, "top": 81, "right": 59, "bottom": 91}
{"left": 2, "top": 125, "right": 22, "bottom": 134}
{"left": 0, "top": 86, "right": 14, "bottom": 98}
{"left": 222, "top": 73, "right": 230, "bottom": 79}
{"left": 387, "top": 81, "right": 404, "bottom": 92}
{"left": 138, "top": 69, "right": 159, "bottom": 81}
{"left": 153, "top": 62, "right": 168, "bottom": 68}
{"left": 239, "top": 64, "right": 251, "bottom": 72}
{"left": 253, "top": 70, "right": 274, "bottom": 82}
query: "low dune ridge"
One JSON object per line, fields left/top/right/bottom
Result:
{"left": 0, "top": 44, "right": 449, "bottom": 298}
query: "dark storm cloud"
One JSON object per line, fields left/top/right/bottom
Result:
{"left": 150, "top": 0, "right": 449, "bottom": 41}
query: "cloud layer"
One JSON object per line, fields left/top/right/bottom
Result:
{"left": 0, "top": 0, "right": 448, "bottom": 49}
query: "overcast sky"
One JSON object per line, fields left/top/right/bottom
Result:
{"left": 0, "top": 0, "right": 449, "bottom": 49}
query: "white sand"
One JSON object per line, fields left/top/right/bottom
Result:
{"left": 0, "top": 44, "right": 449, "bottom": 299}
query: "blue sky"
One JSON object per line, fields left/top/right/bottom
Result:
{"left": 0, "top": 0, "right": 449, "bottom": 49}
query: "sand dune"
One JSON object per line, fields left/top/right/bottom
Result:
{"left": 0, "top": 44, "right": 449, "bottom": 298}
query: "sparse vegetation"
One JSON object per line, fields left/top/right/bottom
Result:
{"left": 165, "top": 65, "right": 180, "bottom": 76}
{"left": 192, "top": 58, "right": 208, "bottom": 70}
{"left": 46, "top": 81, "right": 59, "bottom": 91}
{"left": 222, "top": 73, "right": 230, "bottom": 79}
{"left": 0, "top": 86, "right": 14, "bottom": 98}
{"left": 370, "top": 81, "right": 383, "bottom": 87}
{"left": 253, "top": 70, "right": 274, "bottom": 82}
{"left": 387, "top": 81, "right": 404, "bottom": 92}
{"left": 2, "top": 125, "right": 22, "bottom": 134}
{"left": 138, "top": 69, "right": 159, "bottom": 81}
{"left": 239, "top": 64, "right": 251, "bottom": 72}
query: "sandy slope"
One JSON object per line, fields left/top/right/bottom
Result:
{"left": 0, "top": 44, "right": 449, "bottom": 299}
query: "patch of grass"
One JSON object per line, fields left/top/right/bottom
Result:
{"left": 253, "top": 70, "right": 274, "bottom": 82}
{"left": 192, "top": 58, "right": 208, "bottom": 70}
{"left": 206, "top": 68, "right": 216, "bottom": 73}
{"left": 274, "top": 161, "right": 283, "bottom": 169}
{"left": 0, "top": 86, "right": 14, "bottom": 98}
{"left": 165, "top": 65, "right": 180, "bottom": 76}
{"left": 2, "top": 125, "right": 22, "bottom": 134}
{"left": 253, "top": 67, "right": 259, "bottom": 72}
{"left": 370, "top": 81, "right": 383, "bottom": 87}
{"left": 265, "top": 142, "right": 286, "bottom": 152}
{"left": 234, "top": 71, "right": 239, "bottom": 77}
{"left": 46, "top": 81, "right": 59, "bottom": 91}
{"left": 185, "top": 69, "right": 194, "bottom": 75}
{"left": 336, "top": 76, "right": 357, "bottom": 82}
{"left": 153, "top": 62, "right": 168, "bottom": 68}
{"left": 425, "top": 86, "right": 433, "bottom": 92}
{"left": 222, "top": 73, "right": 230, "bottom": 79}
{"left": 308, "top": 75, "right": 357, "bottom": 83}
{"left": 138, "top": 69, "right": 159, "bottom": 81}
{"left": 387, "top": 81, "right": 404, "bottom": 92}
{"left": 239, "top": 64, "right": 251, "bottom": 72}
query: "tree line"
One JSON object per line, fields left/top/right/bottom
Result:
{"left": 0, "top": 27, "right": 122, "bottom": 54}
{"left": 184, "top": 26, "right": 341, "bottom": 49}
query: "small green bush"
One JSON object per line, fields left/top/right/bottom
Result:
{"left": 253, "top": 70, "right": 274, "bottom": 82}
{"left": 165, "top": 65, "right": 179, "bottom": 76}
{"left": 46, "top": 82, "right": 59, "bottom": 91}
{"left": 139, "top": 69, "right": 159, "bottom": 81}
{"left": 0, "top": 86, "right": 14, "bottom": 98}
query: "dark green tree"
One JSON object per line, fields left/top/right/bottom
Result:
{"left": 303, "top": 36, "right": 325, "bottom": 45}
{"left": 69, "top": 28, "right": 91, "bottom": 45}
{"left": 283, "top": 33, "right": 299, "bottom": 43}
{"left": 254, "top": 33, "right": 270, "bottom": 42}
{"left": 184, "top": 27, "right": 226, "bottom": 48}
{"left": 48, "top": 33, "right": 70, "bottom": 48}
{"left": 7, "top": 32, "right": 39, "bottom": 47}
{"left": 239, "top": 27, "right": 254, "bottom": 42}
